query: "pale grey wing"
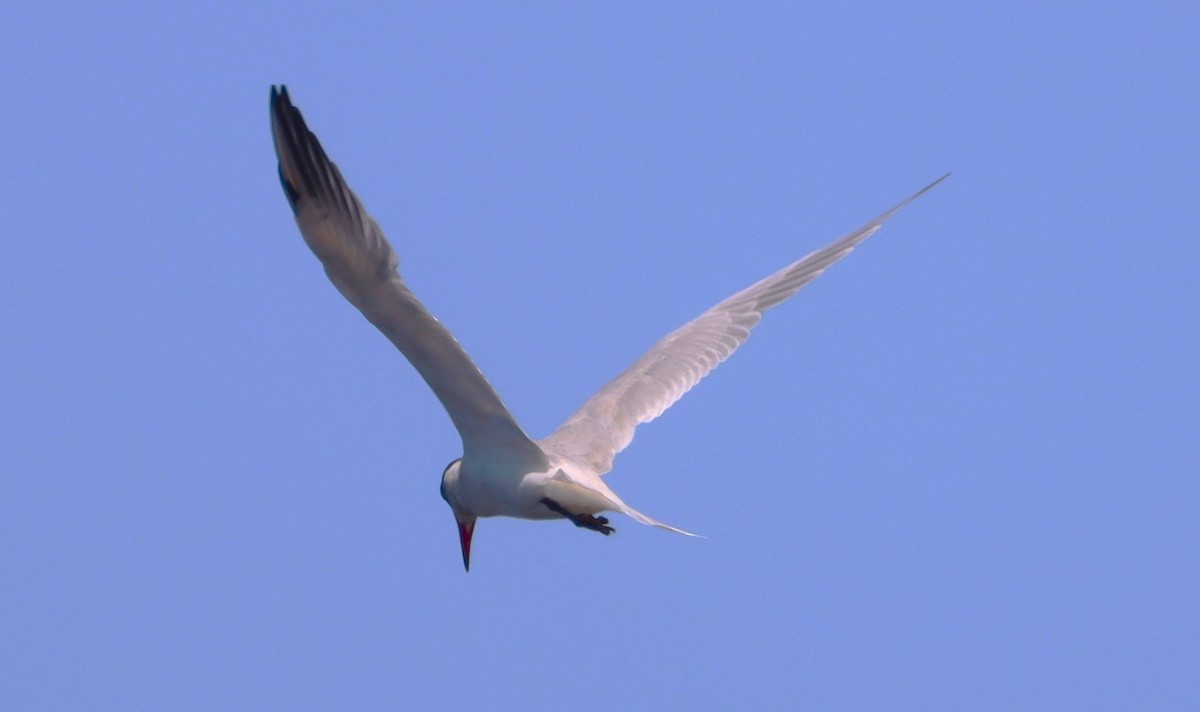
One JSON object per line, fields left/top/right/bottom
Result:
{"left": 539, "top": 174, "right": 949, "bottom": 475}
{"left": 270, "top": 86, "right": 546, "bottom": 466}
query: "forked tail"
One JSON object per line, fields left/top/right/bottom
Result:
{"left": 621, "top": 505, "right": 703, "bottom": 538}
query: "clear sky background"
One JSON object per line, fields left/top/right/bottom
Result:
{"left": 3, "top": 3, "right": 1196, "bottom": 710}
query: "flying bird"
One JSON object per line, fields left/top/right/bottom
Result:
{"left": 269, "top": 85, "right": 946, "bottom": 571}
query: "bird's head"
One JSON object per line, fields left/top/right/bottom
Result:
{"left": 440, "top": 458, "right": 476, "bottom": 572}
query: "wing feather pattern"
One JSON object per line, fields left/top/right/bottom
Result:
{"left": 539, "top": 175, "right": 949, "bottom": 474}
{"left": 270, "top": 86, "right": 545, "bottom": 465}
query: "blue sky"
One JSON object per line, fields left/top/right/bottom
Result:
{"left": 3, "top": 2, "right": 1196, "bottom": 709}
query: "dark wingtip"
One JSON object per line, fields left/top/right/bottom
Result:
{"left": 269, "top": 85, "right": 294, "bottom": 123}
{"left": 909, "top": 172, "right": 952, "bottom": 202}
{"left": 278, "top": 164, "right": 301, "bottom": 208}
{"left": 269, "top": 85, "right": 306, "bottom": 212}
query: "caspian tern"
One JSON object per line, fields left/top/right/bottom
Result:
{"left": 269, "top": 85, "right": 946, "bottom": 571}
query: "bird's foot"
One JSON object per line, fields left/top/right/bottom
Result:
{"left": 574, "top": 513, "right": 615, "bottom": 535}
{"left": 540, "top": 497, "right": 615, "bottom": 535}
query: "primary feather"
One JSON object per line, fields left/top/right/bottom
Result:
{"left": 538, "top": 175, "right": 948, "bottom": 475}
{"left": 270, "top": 86, "right": 547, "bottom": 465}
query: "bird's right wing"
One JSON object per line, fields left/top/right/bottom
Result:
{"left": 270, "top": 86, "right": 546, "bottom": 466}
{"left": 538, "top": 175, "right": 948, "bottom": 475}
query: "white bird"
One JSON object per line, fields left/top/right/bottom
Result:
{"left": 269, "top": 85, "right": 947, "bottom": 571}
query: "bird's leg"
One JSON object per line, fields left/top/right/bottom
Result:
{"left": 540, "top": 497, "right": 615, "bottom": 535}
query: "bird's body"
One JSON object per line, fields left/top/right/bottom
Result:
{"left": 446, "top": 451, "right": 672, "bottom": 527}
{"left": 269, "top": 85, "right": 946, "bottom": 569}
{"left": 449, "top": 460, "right": 607, "bottom": 521}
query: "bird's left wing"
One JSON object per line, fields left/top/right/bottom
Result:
{"left": 270, "top": 86, "right": 546, "bottom": 466}
{"left": 539, "top": 175, "right": 948, "bottom": 475}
